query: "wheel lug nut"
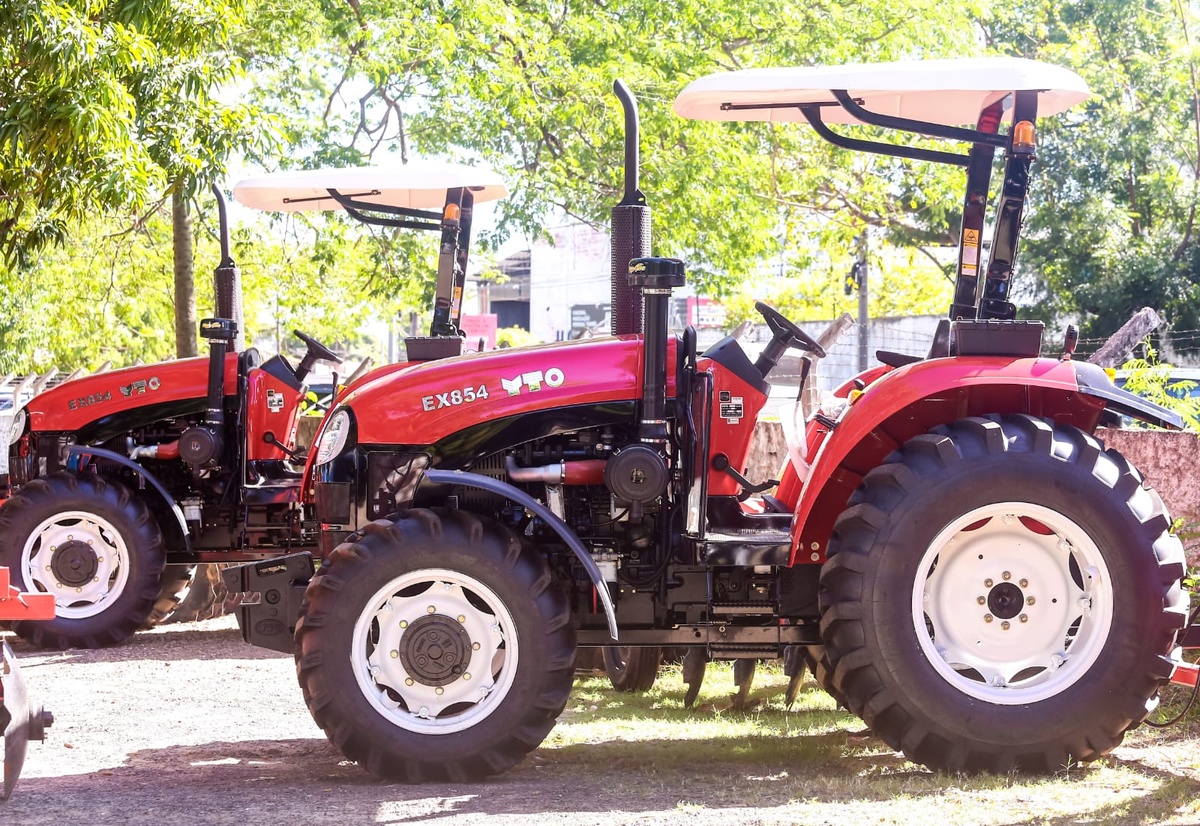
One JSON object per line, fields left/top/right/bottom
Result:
{"left": 405, "top": 678, "right": 414, "bottom": 686}
{"left": 472, "top": 643, "right": 480, "bottom": 651}
{"left": 390, "top": 650, "right": 399, "bottom": 659}
{"left": 457, "top": 615, "right": 466, "bottom": 623}
{"left": 399, "top": 620, "right": 408, "bottom": 629}
{"left": 1002, "top": 571, "right": 1011, "bottom": 581}
{"left": 984, "top": 578, "right": 994, "bottom": 587}
{"left": 427, "top": 605, "right": 436, "bottom": 614}
{"left": 1027, "top": 596, "right": 1035, "bottom": 605}
{"left": 1001, "top": 621, "right": 1010, "bottom": 630}
{"left": 976, "top": 596, "right": 986, "bottom": 605}
{"left": 435, "top": 687, "right": 444, "bottom": 695}
{"left": 463, "top": 672, "right": 471, "bottom": 680}
{"left": 1020, "top": 614, "right": 1028, "bottom": 623}
{"left": 1019, "top": 579, "right": 1028, "bottom": 588}
{"left": 984, "top": 614, "right": 994, "bottom": 623}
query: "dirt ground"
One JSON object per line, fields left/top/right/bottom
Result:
{"left": 6, "top": 617, "right": 1200, "bottom": 826}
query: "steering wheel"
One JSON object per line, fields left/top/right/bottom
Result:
{"left": 294, "top": 330, "right": 343, "bottom": 384}
{"left": 753, "top": 302, "right": 825, "bottom": 377}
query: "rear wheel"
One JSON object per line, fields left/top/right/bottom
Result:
{"left": 143, "top": 564, "right": 195, "bottom": 628}
{"left": 602, "top": 646, "right": 662, "bottom": 692}
{"left": 0, "top": 472, "right": 165, "bottom": 649}
{"left": 820, "top": 415, "right": 1187, "bottom": 773}
{"left": 294, "top": 508, "right": 576, "bottom": 781}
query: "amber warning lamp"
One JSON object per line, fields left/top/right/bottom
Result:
{"left": 442, "top": 202, "right": 461, "bottom": 225}
{"left": 1011, "top": 120, "right": 1036, "bottom": 155}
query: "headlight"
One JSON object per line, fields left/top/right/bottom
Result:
{"left": 7, "top": 408, "right": 27, "bottom": 446}
{"left": 314, "top": 409, "right": 352, "bottom": 465}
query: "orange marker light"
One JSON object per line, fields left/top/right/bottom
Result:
{"left": 1012, "top": 120, "right": 1036, "bottom": 149}
{"left": 443, "top": 203, "right": 461, "bottom": 222}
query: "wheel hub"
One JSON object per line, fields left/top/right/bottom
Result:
{"left": 49, "top": 540, "right": 99, "bottom": 587}
{"left": 399, "top": 614, "right": 473, "bottom": 686}
{"left": 987, "top": 581, "right": 1024, "bottom": 620}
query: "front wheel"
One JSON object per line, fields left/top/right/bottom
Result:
{"left": 820, "top": 415, "right": 1187, "bottom": 773}
{"left": 0, "top": 472, "right": 166, "bottom": 649}
{"left": 294, "top": 508, "right": 576, "bottom": 782}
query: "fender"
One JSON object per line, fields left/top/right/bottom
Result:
{"left": 787, "top": 355, "right": 1181, "bottom": 566}
{"left": 65, "top": 446, "right": 192, "bottom": 553}
{"left": 423, "top": 468, "right": 618, "bottom": 641}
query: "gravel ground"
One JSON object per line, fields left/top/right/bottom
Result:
{"left": 6, "top": 617, "right": 1200, "bottom": 826}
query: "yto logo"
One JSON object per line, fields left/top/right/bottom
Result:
{"left": 501, "top": 368, "right": 565, "bottom": 397}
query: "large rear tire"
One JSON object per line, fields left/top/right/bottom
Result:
{"left": 0, "top": 472, "right": 166, "bottom": 649}
{"left": 294, "top": 508, "right": 576, "bottom": 782}
{"left": 820, "top": 415, "right": 1187, "bottom": 773}
{"left": 602, "top": 646, "right": 662, "bottom": 692}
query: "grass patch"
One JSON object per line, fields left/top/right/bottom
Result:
{"left": 517, "top": 658, "right": 1200, "bottom": 825}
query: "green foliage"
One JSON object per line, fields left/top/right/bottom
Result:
{"left": 989, "top": 0, "right": 1200, "bottom": 346}
{"left": 0, "top": 0, "right": 272, "bottom": 265}
{"left": 496, "top": 326, "right": 539, "bottom": 349}
{"left": 238, "top": 0, "right": 977, "bottom": 297}
{"left": 1118, "top": 349, "right": 1200, "bottom": 431}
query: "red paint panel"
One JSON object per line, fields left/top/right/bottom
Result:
{"left": 25, "top": 355, "right": 238, "bottom": 432}
{"left": 245, "top": 369, "right": 305, "bottom": 461}
{"left": 699, "top": 358, "right": 769, "bottom": 497}
{"left": 789, "top": 356, "right": 1090, "bottom": 565}
{"left": 346, "top": 337, "right": 650, "bottom": 446}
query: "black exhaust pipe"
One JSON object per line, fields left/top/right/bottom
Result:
{"left": 611, "top": 80, "right": 651, "bottom": 336}
{"left": 211, "top": 184, "right": 245, "bottom": 353}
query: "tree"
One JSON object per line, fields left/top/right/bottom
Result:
{"left": 239, "top": 0, "right": 977, "bottom": 296}
{"left": 984, "top": 0, "right": 1200, "bottom": 352}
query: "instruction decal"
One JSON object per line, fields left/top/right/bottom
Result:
{"left": 718, "top": 390, "right": 743, "bottom": 423}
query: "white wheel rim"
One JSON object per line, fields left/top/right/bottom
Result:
{"left": 351, "top": 567, "right": 520, "bottom": 734}
{"left": 21, "top": 510, "right": 132, "bottom": 619}
{"left": 912, "top": 502, "right": 1113, "bottom": 705}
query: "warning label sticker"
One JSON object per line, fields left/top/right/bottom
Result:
{"left": 720, "top": 397, "right": 744, "bottom": 422}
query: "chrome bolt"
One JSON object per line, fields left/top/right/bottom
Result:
{"left": 810, "top": 542, "right": 819, "bottom": 551}
{"left": 1019, "top": 614, "right": 1028, "bottom": 623}
{"left": 463, "top": 672, "right": 471, "bottom": 681}
{"left": 49, "top": 545, "right": 56, "bottom": 552}
{"left": 1019, "top": 578, "right": 1029, "bottom": 588}
{"left": 1002, "top": 571, "right": 1011, "bottom": 581}
{"left": 472, "top": 643, "right": 481, "bottom": 651}
{"left": 390, "top": 650, "right": 399, "bottom": 659}
{"left": 1027, "top": 596, "right": 1036, "bottom": 605}
{"left": 810, "top": 552, "right": 820, "bottom": 562}
{"left": 1001, "top": 621, "right": 1010, "bottom": 630}
{"left": 976, "top": 596, "right": 986, "bottom": 605}
{"left": 405, "top": 678, "right": 414, "bottom": 686}
{"left": 87, "top": 539, "right": 93, "bottom": 546}
{"left": 984, "top": 614, "right": 994, "bottom": 623}
{"left": 984, "top": 578, "right": 994, "bottom": 588}
{"left": 427, "top": 605, "right": 436, "bottom": 614}
{"left": 435, "top": 687, "right": 444, "bottom": 696}
{"left": 457, "top": 615, "right": 466, "bottom": 623}
{"left": 399, "top": 620, "right": 408, "bottom": 629}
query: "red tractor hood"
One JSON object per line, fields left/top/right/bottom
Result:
{"left": 339, "top": 336, "right": 659, "bottom": 446}
{"left": 23, "top": 356, "right": 237, "bottom": 434}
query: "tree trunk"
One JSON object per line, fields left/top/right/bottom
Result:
{"left": 173, "top": 185, "right": 198, "bottom": 358}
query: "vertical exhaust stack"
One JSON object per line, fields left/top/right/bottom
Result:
{"left": 611, "top": 80, "right": 651, "bottom": 336}
{"left": 629, "top": 257, "right": 686, "bottom": 443}
{"left": 211, "top": 184, "right": 246, "bottom": 353}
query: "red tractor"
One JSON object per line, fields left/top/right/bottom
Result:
{"left": 0, "top": 164, "right": 506, "bottom": 649}
{"left": 4, "top": 57, "right": 1192, "bottom": 780}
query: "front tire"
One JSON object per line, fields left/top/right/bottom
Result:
{"left": 294, "top": 508, "right": 576, "bottom": 782}
{"left": 820, "top": 415, "right": 1187, "bottom": 773}
{"left": 0, "top": 472, "right": 166, "bottom": 649}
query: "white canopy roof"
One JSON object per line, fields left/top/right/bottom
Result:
{"left": 232, "top": 162, "right": 508, "bottom": 213}
{"left": 673, "top": 57, "right": 1090, "bottom": 126}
